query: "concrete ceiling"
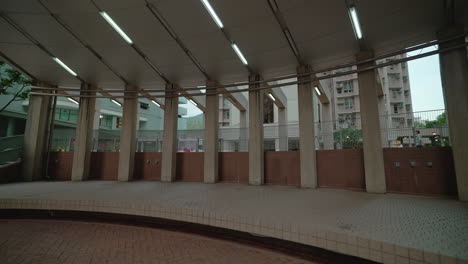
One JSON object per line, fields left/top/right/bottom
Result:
{"left": 0, "top": 0, "right": 467, "bottom": 90}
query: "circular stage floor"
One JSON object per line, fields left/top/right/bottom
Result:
{"left": 0, "top": 219, "right": 374, "bottom": 264}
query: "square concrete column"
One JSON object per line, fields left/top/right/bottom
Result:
{"left": 71, "top": 83, "right": 96, "bottom": 181}
{"left": 321, "top": 103, "right": 334, "bottom": 150}
{"left": 21, "top": 81, "right": 53, "bottom": 181}
{"left": 117, "top": 85, "right": 138, "bottom": 182}
{"left": 278, "top": 107, "right": 288, "bottom": 151}
{"left": 438, "top": 26, "right": 468, "bottom": 201}
{"left": 297, "top": 65, "right": 317, "bottom": 188}
{"left": 204, "top": 80, "right": 219, "bottom": 183}
{"left": 356, "top": 51, "right": 386, "bottom": 194}
{"left": 161, "top": 84, "right": 178, "bottom": 182}
{"left": 248, "top": 74, "right": 264, "bottom": 185}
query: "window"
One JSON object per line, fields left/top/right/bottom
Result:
{"left": 100, "top": 115, "right": 113, "bottom": 129}
{"left": 392, "top": 90, "right": 399, "bottom": 99}
{"left": 223, "top": 109, "right": 230, "bottom": 120}
{"left": 337, "top": 87, "right": 343, "bottom": 94}
{"left": 343, "top": 80, "right": 353, "bottom": 93}
{"left": 405, "top": 104, "right": 411, "bottom": 111}
{"left": 388, "top": 73, "right": 401, "bottom": 80}
{"left": 344, "top": 97, "right": 354, "bottom": 109}
{"left": 263, "top": 94, "right": 274, "bottom": 124}
{"left": 223, "top": 97, "right": 230, "bottom": 106}
{"left": 402, "top": 76, "right": 409, "bottom": 82}
{"left": 393, "top": 105, "right": 398, "bottom": 114}
{"left": 139, "top": 102, "right": 149, "bottom": 110}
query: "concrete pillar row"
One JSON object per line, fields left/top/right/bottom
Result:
{"left": 297, "top": 65, "right": 317, "bottom": 188}
{"left": 437, "top": 25, "right": 468, "bottom": 201}
{"left": 71, "top": 83, "right": 96, "bottom": 181}
{"left": 248, "top": 74, "right": 264, "bottom": 185}
{"left": 204, "top": 80, "right": 220, "bottom": 183}
{"left": 21, "top": 81, "right": 54, "bottom": 181}
{"left": 117, "top": 85, "right": 138, "bottom": 182}
{"left": 356, "top": 51, "right": 386, "bottom": 194}
{"left": 161, "top": 83, "right": 179, "bottom": 182}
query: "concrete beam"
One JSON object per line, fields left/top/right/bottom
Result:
{"left": 266, "top": 82, "right": 287, "bottom": 109}
{"left": 224, "top": 86, "right": 248, "bottom": 111}
{"left": 71, "top": 83, "right": 96, "bottom": 181}
{"left": 179, "top": 88, "right": 206, "bottom": 112}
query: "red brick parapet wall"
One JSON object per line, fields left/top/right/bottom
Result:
{"left": 46, "top": 147, "right": 457, "bottom": 197}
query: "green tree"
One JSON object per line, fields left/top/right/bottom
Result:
{"left": 0, "top": 61, "right": 32, "bottom": 112}
{"left": 424, "top": 112, "right": 447, "bottom": 128}
{"left": 333, "top": 128, "right": 362, "bottom": 148}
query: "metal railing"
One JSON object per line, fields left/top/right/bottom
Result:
{"left": 47, "top": 109, "right": 449, "bottom": 153}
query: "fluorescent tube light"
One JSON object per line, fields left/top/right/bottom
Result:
{"left": 314, "top": 86, "right": 321, "bottom": 96}
{"left": 111, "top": 99, "right": 122, "bottom": 106}
{"left": 200, "top": 0, "right": 224, "bottom": 28}
{"left": 268, "top": 93, "right": 276, "bottom": 101}
{"left": 100, "top": 12, "right": 133, "bottom": 44}
{"left": 349, "top": 6, "right": 363, "bottom": 39}
{"left": 231, "top": 43, "right": 248, "bottom": 65}
{"left": 52, "top": 57, "right": 77, "bottom": 76}
{"left": 151, "top": 100, "right": 160, "bottom": 107}
{"left": 67, "top": 97, "right": 79, "bottom": 105}
{"left": 189, "top": 99, "right": 198, "bottom": 106}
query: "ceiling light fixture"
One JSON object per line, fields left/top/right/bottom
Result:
{"left": 52, "top": 57, "right": 77, "bottom": 76}
{"left": 268, "top": 93, "right": 276, "bottom": 101}
{"left": 151, "top": 100, "right": 161, "bottom": 107}
{"left": 111, "top": 99, "right": 122, "bottom": 106}
{"left": 200, "top": 0, "right": 224, "bottom": 29}
{"left": 314, "top": 86, "right": 322, "bottom": 96}
{"left": 67, "top": 97, "right": 79, "bottom": 105}
{"left": 189, "top": 99, "right": 198, "bottom": 106}
{"left": 231, "top": 43, "right": 248, "bottom": 65}
{"left": 100, "top": 12, "right": 134, "bottom": 44}
{"left": 349, "top": 6, "right": 363, "bottom": 40}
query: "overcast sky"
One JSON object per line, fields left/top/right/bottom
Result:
{"left": 407, "top": 46, "right": 445, "bottom": 112}
{"left": 182, "top": 46, "right": 446, "bottom": 117}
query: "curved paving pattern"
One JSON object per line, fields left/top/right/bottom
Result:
{"left": 0, "top": 220, "right": 316, "bottom": 264}
{"left": 1, "top": 181, "right": 468, "bottom": 264}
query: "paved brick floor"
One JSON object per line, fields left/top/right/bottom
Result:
{"left": 0, "top": 219, "right": 316, "bottom": 264}
{"left": 0, "top": 181, "right": 467, "bottom": 263}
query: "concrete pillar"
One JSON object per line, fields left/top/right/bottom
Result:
{"left": 21, "top": 82, "right": 53, "bottom": 181}
{"left": 321, "top": 103, "right": 334, "bottom": 150}
{"left": 438, "top": 26, "right": 468, "bottom": 201}
{"left": 161, "top": 84, "right": 178, "bottom": 182}
{"left": 278, "top": 107, "right": 288, "bottom": 151}
{"left": 239, "top": 110, "right": 248, "bottom": 151}
{"left": 6, "top": 118, "right": 15, "bottom": 137}
{"left": 204, "top": 80, "right": 219, "bottom": 183}
{"left": 248, "top": 74, "right": 264, "bottom": 185}
{"left": 117, "top": 85, "right": 138, "bottom": 182}
{"left": 357, "top": 51, "right": 386, "bottom": 194}
{"left": 297, "top": 65, "right": 317, "bottom": 188}
{"left": 71, "top": 83, "right": 96, "bottom": 181}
